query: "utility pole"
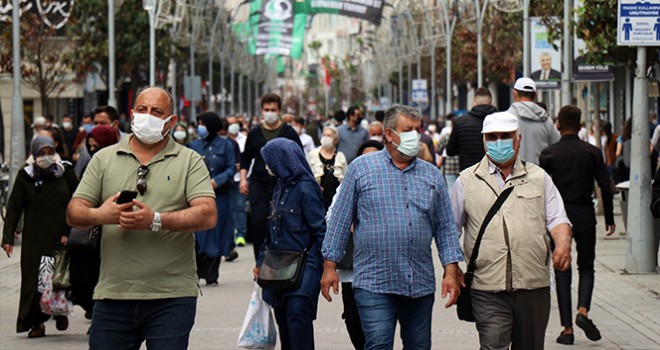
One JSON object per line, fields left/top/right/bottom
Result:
{"left": 522, "top": 0, "right": 530, "bottom": 77}
{"left": 108, "top": 0, "right": 117, "bottom": 107}
{"left": 561, "top": 0, "right": 572, "bottom": 106}
{"left": 626, "top": 47, "right": 655, "bottom": 273}
{"left": 10, "top": 0, "right": 25, "bottom": 190}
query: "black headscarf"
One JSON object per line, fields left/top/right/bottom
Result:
{"left": 197, "top": 111, "right": 221, "bottom": 142}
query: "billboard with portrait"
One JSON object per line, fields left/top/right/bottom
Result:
{"left": 530, "top": 17, "right": 562, "bottom": 90}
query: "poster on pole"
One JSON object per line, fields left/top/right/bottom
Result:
{"left": 530, "top": 17, "right": 561, "bottom": 90}
{"left": 617, "top": 0, "right": 660, "bottom": 46}
{"left": 411, "top": 79, "right": 428, "bottom": 108}
{"left": 293, "top": 0, "right": 384, "bottom": 25}
{"left": 573, "top": 0, "right": 615, "bottom": 81}
{"left": 248, "top": 0, "right": 306, "bottom": 59}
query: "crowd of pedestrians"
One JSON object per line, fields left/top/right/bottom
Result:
{"left": 0, "top": 76, "right": 652, "bottom": 350}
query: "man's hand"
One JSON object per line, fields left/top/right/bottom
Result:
{"left": 253, "top": 266, "right": 260, "bottom": 280}
{"left": 96, "top": 192, "right": 135, "bottom": 225}
{"left": 239, "top": 179, "right": 249, "bottom": 195}
{"left": 320, "top": 260, "right": 340, "bottom": 302}
{"left": 552, "top": 244, "right": 571, "bottom": 271}
{"left": 441, "top": 263, "right": 461, "bottom": 308}
{"left": 606, "top": 224, "right": 616, "bottom": 236}
{"left": 2, "top": 244, "right": 12, "bottom": 257}
{"left": 118, "top": 199, "right": 154, "bottom": 230}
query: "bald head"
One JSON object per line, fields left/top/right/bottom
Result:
{"left": 134, "top": 87, "right": 175, "bottom": 117}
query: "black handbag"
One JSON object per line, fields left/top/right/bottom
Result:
{"left": 457, "top": 186, "right": 514, "bottom": 322}
{"left": 67, "top": 226, "right": 101, "bottom": 250}
{"left": 257, "top": 229, "right": 316, "bottom": 292}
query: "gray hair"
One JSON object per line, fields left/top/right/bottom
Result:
{"left": 135, "top": 86, "right": 176, "bottom": 116}
{"left": 368, "top": 121, "right": 384, "bottom": 132}
{"left": 323, "top": 125, "right": 340, "bottom": 141}
{"left": 383, "top": 105, "right": 421, "bottom": 130}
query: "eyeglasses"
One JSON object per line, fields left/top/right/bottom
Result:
{"left": 136, "top": 165, "right": 149, "bottom": 195}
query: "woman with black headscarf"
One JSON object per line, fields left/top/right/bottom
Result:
{"left": 189, "top": 112, "right": 236, "bottom": 285}
{"left": 2, "top": 136, "right": 78, "bottom": 338}
{"left": 253, "top": 138, "right": 325, "bottom": 350}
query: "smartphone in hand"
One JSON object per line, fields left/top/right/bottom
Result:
{"left": 116, "top": 190, "right": 138, "bottom": 204}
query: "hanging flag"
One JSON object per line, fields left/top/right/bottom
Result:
{"left": 293, "top": 0, "right": 384, "bottom": 26}
{"left": 248, "top": 0, "right": 306, "bottom": 59}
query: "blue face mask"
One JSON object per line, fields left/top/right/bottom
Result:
{"left": 83, "top": 123, "right": 94, "bottom": 133}
{"left": 197, "top": 125, "right": 208, "bottom": 139}
{"left": 486, "top": 138, "right": 515, "bottom": 164}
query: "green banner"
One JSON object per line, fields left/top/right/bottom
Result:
{"left": 247, "top": 0, "right": 306, "bottom": 59}
{"left": 293, "top": 0, "right": 384, "bottom": 25}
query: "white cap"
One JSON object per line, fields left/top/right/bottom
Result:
{"left": 31, "top": 116, "right": 47, "bottom": 128}
{"left": 482, "top": 112, "right": 519, "bottom": 134}
{"left": 513, "top": 77, "right": 536, "bottom": 93}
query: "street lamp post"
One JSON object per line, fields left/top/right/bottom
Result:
{"left": 143, "top": 0, "right": 156, "bottom": 86}
{"left": 474, "top": 0, "right": 489, "bottom": 88}
{"left": 10, "top": 0, "right": 26, "bottom": 189}
{"left": 108, "top": 0, "right": 117, "bottom": 107}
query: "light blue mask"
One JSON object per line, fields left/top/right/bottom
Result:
{"left": 83, "top": 123, "right": 94, "bottom": 133}
{"left": 392, "top": 130, "right": 420, "bottom": 157}
{"left": 197, "top": 125, "right": 208, "bottom": 139}
{"left": 486, "top": 138, "right": 515, "bottom": 164}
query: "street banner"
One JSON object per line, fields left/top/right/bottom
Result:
{"left": 573, "top": 0, "right": 615, "bottom": 81}
{"left": 411, "top": 79, "right": 428, "bottom": 108}
{"left": 530, "top": 17, "right": 561, "bottom": 90}
{"left": 617, "top": 0, "right": 660, "bottom": 46}
{"left": 293, "top": 0, "right": 384, "bottom": 26}
{"left": 248, "top": 0, "right": 306, "bottom": 59}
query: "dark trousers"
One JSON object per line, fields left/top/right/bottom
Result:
{"left": 555, "top": 205, "right": 597, "bottom": 327}
{"left": 196, "top": 255, "right": 221, "bottom": 284}
{"left": 70, "top": 246, "right": 101, "bottom": 313}
{"left": 273, "top": 296, "right": 316, "bottom": 350}
{"left": 248, "top": 181, "right": 274, "bottom": 262}
{"left": 341, "top": 282, "right": 365, "bottom": 350}
{"left": 89, "top": 297, "right": 196, "bottom": 350}
{"left": 472, "top": 287, "right": 550, "bottom": 350}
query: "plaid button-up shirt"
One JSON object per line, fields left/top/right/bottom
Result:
{"left": 322, "top": 149, "right": 463, "bottom": 298}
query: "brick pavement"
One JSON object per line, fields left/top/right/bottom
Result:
{"left": 1, "top": 209, "right": 659, "bottom": 350}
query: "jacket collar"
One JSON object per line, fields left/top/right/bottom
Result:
{"left": 473, "top": 156, "right": 529, "bottom": 194}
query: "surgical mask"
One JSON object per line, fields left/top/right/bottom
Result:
{"left": 132, "top": 112, "right": 173, "bottom": 145}
{"left": 265, "top": 165, "right": 276, "bottom": 177}
{"left": 263, "top": 112, "right": 279, "bottom": 124}
{"left": 228, "top": 123, "right": 240, "bottom": 135}
{"left": 62, "top": 121, "right": 73, "bottom": 130}
{"left": 486, "top": 138, "right": 516, "bottom": 164}
{"left": 369, "top": 135, "right": 383, "bottom": 143}
{"left": 188, "top": 127, "right": 196, "bottom": 135}
{"left": 83, "top": 123, "right": 94, "bottom": 133}
{"left": 391, "top": 130, "right": 420, "bottom": 157}
{"left": 173, "top": 130, "right": 187, "bottom": 141}
{"left": 427, "top": 125, "right": 437, "bottom": 133}
{"left": 293, "top": 125, "right": 302, "bottom": 134}
{"left": 321, "top": 136, "right": 334, "bottom": 149}
{"left": 197, "top": 125, "right": 209, "bottom": 139}
{"left": 36, "top": 154, "right": 57, "bottom": 169}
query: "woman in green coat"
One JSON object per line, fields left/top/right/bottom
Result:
{"left": 1, "top": 136, "right": 78, "bottom": 338}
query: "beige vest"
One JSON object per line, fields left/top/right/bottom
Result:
{"left": 460, "top": 157, "right": 551, "bottom": 291}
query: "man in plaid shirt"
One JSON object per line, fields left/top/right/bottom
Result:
{"left": 321, "top": 105, "right": 463, "bottom": 350}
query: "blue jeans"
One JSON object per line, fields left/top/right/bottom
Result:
{"left": 89, "top": 297, "right": 197, "bottom": 350}
{"left": 273, "top": 296, "right": 316, "bottom": 350}
{"left": 230, "top": 185, "right": 247, "bottom": 239}
{"left": 353, "top": 288, "right": 434, "bottom": 350}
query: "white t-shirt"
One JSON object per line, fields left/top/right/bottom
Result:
{"left": 299, "top": 132, "right": 315, "bottom": 156}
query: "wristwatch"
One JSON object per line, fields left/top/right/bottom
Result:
{"left": 149, "top": 212, "right": 162, "bottom": 232}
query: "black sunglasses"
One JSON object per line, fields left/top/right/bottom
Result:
{"left": 137, "top": 165, "right": 149, "bottom": 195}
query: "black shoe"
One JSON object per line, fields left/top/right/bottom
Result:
{"left": 84, "top": 311, "right": 92, "bottom": 320}
{"left": 556, "top": 331, "right": 574, "bottom": 345}
{"left": 225, "top": 250, "right": 239, "bottom": 262}
{"left": 54, "top": 316, "right": 68, "bottom": 331}
{"left": 576, "top": 314, "right": 601, "bottom": 341}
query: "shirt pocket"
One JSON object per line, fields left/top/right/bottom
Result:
{"left": 281, "top": 206, "right": 303, "bottom": 233}
{"left": 206, "top": 149, "right": 227, "bottom": 174}
{"left": 515, "top": 188, "right": 544, "bottom": 222}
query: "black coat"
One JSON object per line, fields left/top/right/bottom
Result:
{"left": 446, "top": 105, "right": 498, "bottom": 171}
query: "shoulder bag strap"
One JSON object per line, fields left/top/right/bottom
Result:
{"left": 466, "top": 186, "right": 515, "bottom": 275}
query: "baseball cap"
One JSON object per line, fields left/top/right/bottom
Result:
{"left": 482, "top": 112, "right": 519, "bottom": 134}
{"left": 513, "top": 77, "right": 536, "bottom": 93}
{"left": 31, "top": 116, "right": 47, "bottom": 128}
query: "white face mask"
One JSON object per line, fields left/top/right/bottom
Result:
{"left": 132, "top": 112, "right": 173, "bottom": 144}
{"left": 321, "top": 136, "right": 334, "bottom": 149}
{"left": 427, "top": 125, "right": 437, "bottom": 133}
{"left": 293, "top": 125, "right": 302, "bottom": 134}
{"left": 228, "top": 123, "right": 240, "bottom": 135}
{"left": 369, "top": 135, "right": 383, "bottom": 143}
{"left": 62, "top": 121, "right": 73, "bottom": 130}
{"left": 36, "top": 154, "right": 57, "bottom": 169}
{"left": 173, "top": 130, "right": 187, "bottom": 141}
{"left": 392, "top": 130, "right": 421, "bottom": 157}
{"left": 263, "top": 112, "right": 279, "bottom": 124}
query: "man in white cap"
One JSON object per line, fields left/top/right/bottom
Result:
{"left": 450, "top": 111, "right": 572, "bottom": 350}
{"left": 507, "top": 77, "right": 560, "bottom": 164}
{"left": 31, "top": 116, "right": 47, "bottom": 139}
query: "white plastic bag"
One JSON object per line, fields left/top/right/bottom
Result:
{"left": 38, "top": 256, "right": 72, "bottom": 316}
{"left": 237, "top": 283, "right": 277, "bottom": 349}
